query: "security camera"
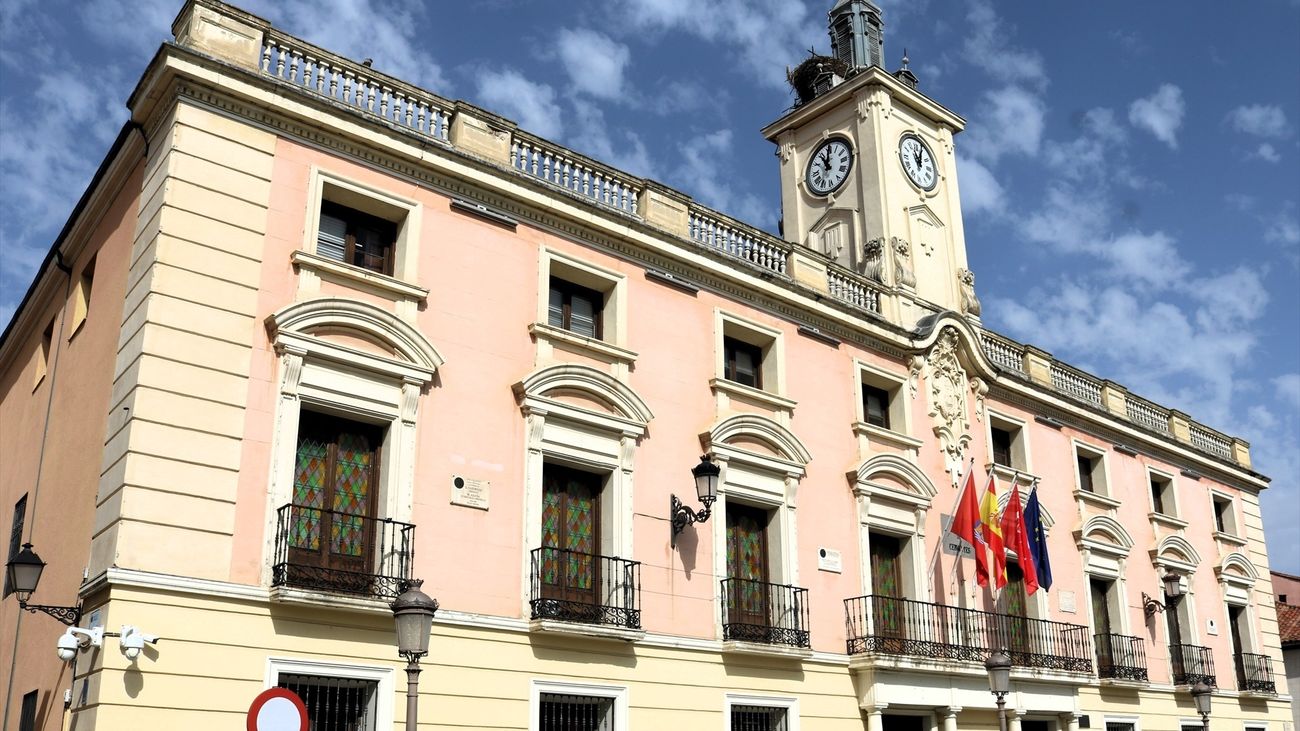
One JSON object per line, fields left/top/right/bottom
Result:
{"left": 119, "top": 625, "right": 160, "bottom": 661}
{"left": 55, "top": 626, "right": 103, "bottom": 662}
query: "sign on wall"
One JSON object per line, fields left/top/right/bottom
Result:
{"left": 939, "top": 513, "right": 974, "bottom": 557}
{"left": 450, "top": 475, "right": 490, "bottom": 510}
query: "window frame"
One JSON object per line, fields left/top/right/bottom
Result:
{"left": 724, "top": 693, "right": 800, "bottom": 731}
{"left": 548, "top": 276, "right": 605, "bottom": 340}
{"left": 532, "top": 249, "right": 634, "bottom": 376}
{"left": 530, "top": 679, "right": 628, "bottom": 731}
{"left": 1209, "top": 490, "right": 1240, "bottom": 538}
{"left": 69, "top": 255, "right": 96, "bottom": 338}
{"left": 723, "top": 336, "right": 764, "bottom": 390}
{"left": 265, "top": 657, "right": 394, "bottom": 731}
{"left": 1147, "top": 468, "right": 1179, "bottom": 519}
{"left": 4, "top": 494, "right": 27, "bottom": 597}
{"left": 712, "top": 311, "right": 790, "bottom": 414}
{"left": 32, "top": 319, "right": 54, "bottom": 389}
{"left": 318, "top": 199, "right": 398, "bottom": 276}
{"left": 851, "top": 360, "right": 921, "bottom": 454}
{"left": 986, "top": 411, "right": 1031, "bottom": 477}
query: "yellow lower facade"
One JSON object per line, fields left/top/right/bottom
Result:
{"left": 65, "top": 579, "right": 1292, "bottom": 730}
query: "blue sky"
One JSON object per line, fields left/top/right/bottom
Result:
{"left": 2, "top": 1, "right": 1298, "bottom": 571}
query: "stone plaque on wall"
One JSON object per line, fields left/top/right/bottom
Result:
{"left": 450, "top": 475, "right": 490, "bottom": 510}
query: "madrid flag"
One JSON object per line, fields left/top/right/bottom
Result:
{"left": 1000, "top": 482, "right": 1039, "bottom": 595}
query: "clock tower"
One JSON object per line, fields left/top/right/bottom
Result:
{"left": 762, "top": 1, "right": 976, "bottom": 329}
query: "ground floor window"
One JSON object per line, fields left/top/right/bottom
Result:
{"left": 278, "top": 673, "right": 379, "bottom": 731}
{"left": 881, "top": 715, "right": 925, "bottom": 731}
{"left": 539, "top": 693, "right": 615, "bottom": 731}
{"left": 732, "top": 705, "right": 788, "bottom": 731}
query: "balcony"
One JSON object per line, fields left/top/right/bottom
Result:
{"left": 272, "top": 503, "right": 414, "bottom": 600}
{"left": 529, "top": 547, "right": 641, "bottom": 630}
{"left": 721, "top": 578, "right": 810, "bottom": 649}
{"left": 844, "top": 595, "right": 1093, "bottom": 673}
{"left": 1170, "top": 643, "right": 1217, "bottom": 686}
{"left": 1095, "top": 633, "right": 1149, "bottom": 682}
{"left": 1234, "top": 652, "right": 1276, "bottom": 694}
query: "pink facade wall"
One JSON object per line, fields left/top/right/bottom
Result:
{"left": 0, "top": 161, "right": 142, "bottom": 731}
{"left": 224, "top": 136, "right": 1266, "bottom": 665}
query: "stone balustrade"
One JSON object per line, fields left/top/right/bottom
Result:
{"left": 510, "top": 133, "right": 641, "bottom": 216}
{"left": 826, "top": 263, "right": 882, "bottom": 314}
{"left": 687, "top": 206, "right": 790, "bottom": 276}
{"left": 1050, "top": 362, "right": 1103, "bottom": 407}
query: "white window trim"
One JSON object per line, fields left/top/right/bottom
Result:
{"left": 515, "top": 364, "right": 652, "bottom": 620}
{"left": 853, "top": 359, "right": 922, "bottom": 454}
{"left": 1077, "top": 515, "right": 1135, "bottom": 635}
{"left": 724, "top": 693, "right": 800, "bottom": 731}
{"left": 713, "top": 310, "right": 791, "bottom": 422}
{"left": 850, "top": 454, "right": 936, "bottom": 601}
{"left": 299, "top": 166, "right": 424, "bottom": 312}
{"left": 534, "top": 248, "right": 635, "bottom": 378}
{"left": 1103, "top": 715, "right": 1142, "bottom": 731}
{"left": 986, "top": 410, "right": 1034, "bottom": 478}
{"left": 1146, "top": 467, "right": 1181, "bottom": 519}
{"left": 265, "top": 656, "right": 395, "bottom": 731}
{"left": 263, "top": 298, "right": 442, "bottom": 592}
{"left": 530, "top": 679, "right": 629, "bottom": 731}
{"left": 1208, "top": 489, "right": 1242, "bottom": 540}
{"left": 1071, "top": 439, "right": 1117, "bottom": 504}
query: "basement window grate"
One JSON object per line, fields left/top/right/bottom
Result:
{"left": 277, "top": 673, "right": 379, "bottom": 731}
{"left": 732, "top": 705, "right": 789, "bottom": 731}
{"left": 538, "top": 693, "right": 615, "bottom": 731}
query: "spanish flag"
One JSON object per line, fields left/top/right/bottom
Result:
{"left": 975, "top": 473, "right": 1007, "bottom": 590}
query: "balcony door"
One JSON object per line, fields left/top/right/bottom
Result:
{"left": 540, "top": 466, "right": 603, "bottom": 612}
{"left": 870, "top": 533, "right": 906, "bottom": 641}
{"left": 727, "top": 503, "right": 771, "bottom": 628}
{"left": 1000, "top": 562, "right": 1031, "bottom": 657}
{"left": 288, "top": 413, "right": 381, "bottom": 586}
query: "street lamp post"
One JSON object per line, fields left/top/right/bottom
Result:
{"left": 985, "top": 650, "right": 1013, "bottom": 731}
{"left": 1191, "top": 680, "right": 1213, "bottom": 731}
{"left": 391, "top": 580, "right": 439, "bottom": 731}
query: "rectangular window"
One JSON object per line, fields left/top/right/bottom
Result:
{"left": 4, "top": 494, "right": 27, "bottom": 597}
{"left": 1105, "top": 723, "right": 1136, "bottom": 731}
{"left": 539, "top": 693, "right": 615, "bottom": 731}
{"left": 285, "top": 413, "right": 383, "bottom": 593}
{"left": 726, "top": 502, "right": 772, "bottom": 631}
{"left": 863, "top": 384, "right": 891, "bottom": 429}
{"left": 278, "top": 673, "right": 378, "bottom": 731}
{"left": 870, "top": 532, "right": 906, "bottom": 639}
{"left": 548, "top": 277, "right": 604, "bottom": 339}
{"left": 540, "top": 465, "right": 604, "bottom": 607}
{"left": 1091, "top": 578, "right": 1114, "bottom": 635}
{"left": 70, "top": 256, "right": 96, "bottom": 334}
{"left": 731, "top": 705, "right": 789, "bottom": 731}
{"left": 991, "top": 427, "right": 1014, "bottom": 467}
{"left": 724, "top": 337, "right": 764, "bottom": 389}
{"left": 1212, "top": 494, "right": 1236, "bottom": 535}
{"left": 1077, "top": 454, "right": 1095, "bottom": 493}
{"left": 1150, "top": 473, "right": 1174, "bottom": 516}
{"left": 18, "top": 690, "right": 37, "bottom": 731}
{"left": 317, "top": 200, "right": 397, "bottom": 275}
{"left": 33, "top": 319, "right": 54, "bottom": 387}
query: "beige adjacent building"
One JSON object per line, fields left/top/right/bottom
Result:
{"left": 1, "top": 1, "right": 1292, "bottom": 730}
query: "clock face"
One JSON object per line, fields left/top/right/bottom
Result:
{"left": 899, "top": 134, "right": 938, "bottom": 191}
{"left": 805, "top": 138, "right": 853, "bottom": 196}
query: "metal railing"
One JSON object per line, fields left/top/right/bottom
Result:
{"left": 529, "top": 547, "right": 641, "bottom": 630}
{"left": 1170, "top": 643, "right": 1217, "bottom": 686}
{"left": 844, "top": 595, "right": 1093, "bottom": 673}
{"left": 688, "top": 207, "right": 790, "bottom": 276}
{"left": 1095, "top": 633, "right": 1149, "bottom": 681}
{"left": 260, "top": 32, "right": 452, "bottom": 142}
{"left": 721, "top": 578, "right": 810, "bottom": 648}
{"left": 1234, "top": 652, "right": 1276, "bottom": 693}
{"left": 272, "top": 503, "right": 414, "bottom": 600}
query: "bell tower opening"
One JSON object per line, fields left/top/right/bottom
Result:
{"left": 829, "top": 0, "right": 885, "bottom": 72}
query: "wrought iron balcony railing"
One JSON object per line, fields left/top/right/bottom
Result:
{"left": 721, "top": 578, "right": 810, "bottom": 648}
{"left": 844, "top": 595, "right": 1093, "bottom": 673}
{"left": 1234, "top": 652, "right": 1276, "bottom": 693}
{"left": 1095, "top": 633, "right": 1149, "bottom": 681}
{"left": 529, "top": 547, "right": 641, "bottom": 630}
{"left": 272, "top": 503, "right": 414, "bottom": 600}
{"left": 1170, "top": 643, "right": 1217, "bottom": 686}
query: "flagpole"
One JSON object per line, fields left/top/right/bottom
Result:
{"left": 927, "top": 456, "right": 976, "bottom": 594}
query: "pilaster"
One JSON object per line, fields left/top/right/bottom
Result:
{"left": 449, "top": 102, "right": 515, "bottom": 165}
{"left": 1231, "top": 438, "right": 1252, "bottom": 468}
{"left": 1168, "top": 410, "right": 1192, "bottom": 444}
{"left": 171, "top": 0, "right": 269, "bottom": 71}
{"left": 789, "top": 248, "right": 830, "bottom": 292}
{"left": 1100, "top": 380, "right": 1128, "bottom": 418}
{"left": 637, "top": 181, "right": 691, "bottom": 239}
{"left": 1022, "top": 346, "right": 1053, "bottom": 388}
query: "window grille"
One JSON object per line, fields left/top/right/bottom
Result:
{"left": 5, "top": 494, "right": 27, "bottom": 597}
{"left": 18, "top": 690, "right": 37, "bottom": 731}
{"left": 538, "top": 693, "right": 614, "bottom": 731}
{"left": 277, "top": 674, "right": 379, "bottom": 731}
{"left": 731, "top": 705, "right": 788, "bottom": 731}
{"left": 1105, "top": 722, "right": 1136, "bottom": 731}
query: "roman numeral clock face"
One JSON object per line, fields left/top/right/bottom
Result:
{"left": 899, "top": 133, "right": 938, "bottom": 191}
{"left": 804, "top": 138, "right": 853, "bottom": 196}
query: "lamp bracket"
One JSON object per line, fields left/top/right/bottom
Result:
{"left": 1141, "top": 592, "right": 1166, "bottom": 617}
{"left": 20, "top": 601, "right": 82, "bottom": 626}
{"left": 670, "top": 494, "right": 713, "bottom": 546}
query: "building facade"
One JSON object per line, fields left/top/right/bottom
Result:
{"left": 0, "top": 2, "right": 1292, "bottom": 729}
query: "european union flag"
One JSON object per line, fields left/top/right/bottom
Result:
{"left": 1025, "top": 486, "right": 1053, "bottom": 591}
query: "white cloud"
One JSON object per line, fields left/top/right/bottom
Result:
{"left": 961, "top": 0, "right": 1048, "bottom": 89}
{"left": 556, "top": 28, "right": 631, "bottom": 101}
{"left": 1128, "top": 84, "right": 1185, "bottom": 149}
{"left": 81, "top": 0, "right": 174, "bottom": 55}
{"left": 1227, "top": 104, "right": 1290, "bottom": 138}
{"left": 1265, "top": 208, "right": 1300, "bottom": 245}
{"left": 674, "top": 129, "right": 770, "bottom": 226}
{"left": 473, "top": 69, "right": 563, "bottom": 139}
{"left": 1276, "top": 374, "right": 1300, "bottom": 409}
{"left": 956, "top": 154, "right": 1004, "bottom": 216}
{"left": 617, "top": 0, "right": 818, "bottom": 90}
{"left": 963, "top": 85, "right": 1046, "bottom": 163}
{"left": 1250, "top": 143, "right": 1282, "bottom": 163}
{"left": 568, "top": 99, "right": 657, "bottom": 179}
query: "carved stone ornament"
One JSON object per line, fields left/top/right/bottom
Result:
{"left": 970, "top": 376, "right": 988, "bottom": 422}
{"left": 958, "top": 268, "right": 982, "bottom": 317}
{"left": 923, "top": 327, "right": 972, "bottom": 482}
{"left": 862, "top": 237, "right": 886, "bottom": 283}
{"left": 778, "top": 141, "right": 795, "bottom": 163}
{"left": 892, "top": 237, "right": 916, "bottom": 289}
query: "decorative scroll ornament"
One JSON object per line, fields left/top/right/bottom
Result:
{"left": 924, "top": 327, "right": 972, "bottom": 482}
{"left": 959, "top": 268, "right": 982, "bottom": 317}
{"left": 862, "top": 237, "right": 886, "bottom": 282}
{"left": 970, "top": 376, "right": 988, "bottom": 422}
{"left": 778, "top": 141, "right": 795, "bottom": 163}
{"left": 892, "top": 237, "right": 916, "bottom": 289}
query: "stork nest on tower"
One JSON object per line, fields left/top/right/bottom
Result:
{"left": 787, "top": 52, "right": 851, "bottom": 105}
